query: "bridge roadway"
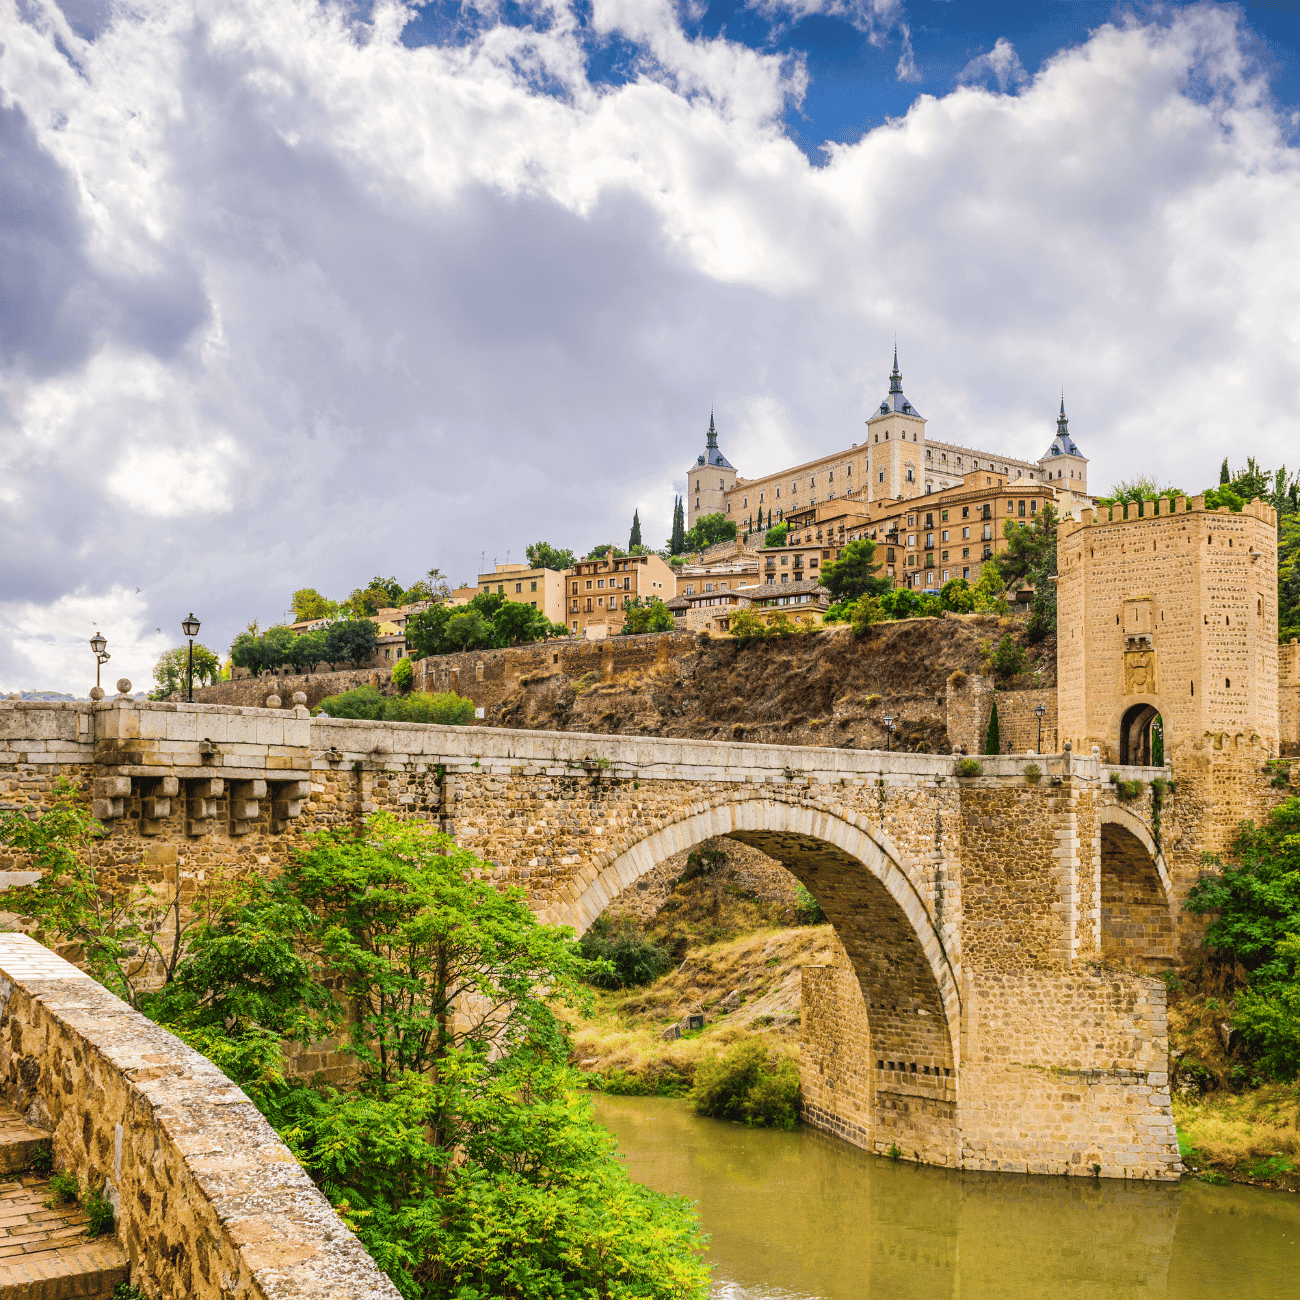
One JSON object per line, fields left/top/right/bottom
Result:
{"left": 4, "top": 699, "right": 1181, "bottom": 1179}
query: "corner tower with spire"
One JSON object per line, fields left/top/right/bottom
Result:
{"left": 1037, "top": 395, "right": 1090, "bottom": 518}
{"left": 685, "top": 408, "right": 738, "bottom": 531}
{"left": 864, "top": 347, "right": 928, "bottom": 503}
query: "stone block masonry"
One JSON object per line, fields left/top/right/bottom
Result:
{"left": 0, "top": 932, "right": 401, "bottom": 1300}
{"left": 1, "top": 698, "right": 1190, "bottom": 1183}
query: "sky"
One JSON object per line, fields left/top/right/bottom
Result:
{"left": 2, "top": 0, "right": 1299, "bottom": 694}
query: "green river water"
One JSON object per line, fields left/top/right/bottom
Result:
{"left": 592, "top": 1096, "right": 1300, "bottom": 1300}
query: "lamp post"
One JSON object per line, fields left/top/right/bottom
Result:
{"left": 181, "top": 613, "right": 201, "bottom": 702}
{"left": 89, "top": 632, "right": 110, "bottom": 699}
{"left": 883, "top": 714, "right": 895, "bottom": 753}
{"left": 1034, "top": 702, "right": 1046, "bottom": 754}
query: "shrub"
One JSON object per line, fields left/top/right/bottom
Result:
{"left": 984, "top": 632, "right": 1025, "bottom": 682}
{"left": 315, "top": 684, "right": 386, "bottom": 719}
{"left": 691, "top": 1039, "right": 800, "bottom": 1129}
{"left": 578, "top": 916, "right": 674, "bottom": 989}
{"left": 956, "top": 759, "right": 983, "bottom": 778}
{"left": 948, "top": 670, "right": 967, "bottom": 687}
{"left": 47, "top": 1171, "right": 78, "bottom": 1204}
{"left": 84, "top": 1186, "right": 114, "bottom": 1238}
{"left": 729, "top": 610, "right": 768, "bottom": 642}
{"left": 1109, "top": 773, "right": 1143, "bottom": 800}
{"left": 984, "top": 699, "right": 1001, "bottom": 755}
{"left": 793, "top": 884, "right": 826, "bottom": 924}
{"left": 384, "top": 691, "right": 475, "bottom": 725}
{"left": 390, "top": 656, "right": 413, "bottom": 693}
{"left": 1023, "top": 762, "right": 1042, "bottom": 785}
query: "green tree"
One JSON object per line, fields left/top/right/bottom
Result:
{"left": 578, "top": 916, "right": 671, "bottom": 989}
{"left": 317, "top": 685, "right": 388, "bottom": 719}
{"left": 764, "top": 521, "right": 787, "bottom": 547}
{"left": 971, "top": 557, "right": 1009, "bottom": 614}
{"left": 819, "top": 539, "right": 880, "bottom": 603}
{"left": 525, "top": 543, "right": 575, "bottom": 572}
{"left": 1279, "top": 514, "right": 1300, "bottom": 643}
{"left": 1228, "top": 457, "right": 1272, "bottom": 503}
{"left": 150, "top": 643, "right": 221, "bottom": 698}
{"left": 848, "top": 595, "right": 886, "bottom": 634}
{"left": 445, "top": 611, "right": 490, "bottom": 652}
{"left": 1097, "top": 478, "right": 1187, "bottom": 507}
{"left": 691, "top": 1040, "right": 799, "bottom": 1129}
{"left": 289, "top": 815, "right": 592, "bottom": 1081}
{"left": 728, "top": 609, "right": 768, "bottom": 642}
{"left": 587, "top": 543, "right": 627, "bottom": 561}
{"left": 668, "top": 497, "right": 685, "bottom": 555}
{"left": 939, "top": 578, "right": 974, "bottom": 613}
{"left": 324, "top": 618, "right": 380, "bottom": 668}
{"left": 984, "top": 698, "right": 1001, "bottom": 755}
{"left": 292, "top": 588, "right": 337, "bottom": 621}
{"left": 985, "top": 632, "right": 1026, "bottom": 681}
{"left": 284, "top": 626, "right": 329, "bottom": 672}
{"left": 398, "top": 580, "right": 435, "bottom": 606}
{"left": 682, "top": 512, "right": 736, "bottom": 552}
{"left": 621, "top": 597, "right": 674, "bottom": 634}
{"left": 628, "top": 510, "right": 642, "bottom": 549}
{"left": 877, "top": 588, "right": 939, "bottom": 619}
{"left": 391, "top": 657, "right": 414, "bottom": 693}
{"left": 405, "top": 605, "right": 452, "bottom": 659}
{"left": 230, "top": 631, "right": 283, "bottom": 677}
{"left": 492, "top": 602, "right": 559, "bottom": 647}
{"left": 999, "top": 504, "right": 1058, "bottom": 641}
{"left": 1220, "top": 457, "right": 1230, "bottom": 485}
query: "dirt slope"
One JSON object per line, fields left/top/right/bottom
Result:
{"left": 495, "top": 614, "right": 1052, "bottom": 752}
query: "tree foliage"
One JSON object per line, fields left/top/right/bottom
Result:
{"left": 628, "top": 510, "right": 642, "bottom": 550}
{"left": 292, "top": 588, "right": 338, "bottom": 621}
{"left": 525, "top": 542, "right": 575, "bottom": 572}
{"left": 668, "top": 497, "right": 685, "bottom": 555}
{"left": 620, "top": 597, "right": 674, "bottom": 634}
{"left": 681, "top": 512, "right": 735, "bottom": 553}
{"left": 317, "top": 686, "right": 475, "bottom": 726}
{"left": 691, "top": 1040, "right": 799, "bottom": 1130}
{"left": 1186, "top": 799, "right": 1300, "bottom": 1079}
{"left": 984, "top": 698, "right": 1001, "bottom": 755}
{"left": 577, "top": 916, "right": 671, "bottom": 989}
{"left": 231, "top": 619, "right": 378, "bottom": 675}
{"left": 819, "top": 539, "right": 880, "bottom": 604}
{"left": 150, "top": 644, "right": 221, "bottom": 698}
{"left": 999, "top": 504, "right": 1058, "bottom": 640}
{"left": 763, "top": 522, "right": 787, "bottom": 548}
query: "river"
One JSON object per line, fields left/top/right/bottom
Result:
{"left": 592, "top": 1095, "right": 1300, "bottom": 1300}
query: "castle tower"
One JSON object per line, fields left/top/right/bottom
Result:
{"left": 1038, "top": 397, "right": 1090, "bottom": 517}
{"left": 686, "top": 410, "right": 738, "bottom": 530}
{"left": 1057, "top": 495, "right": 1279, "bottom": 778}
{"left": 864, "top": 348, "right": 928, "bottom": 503}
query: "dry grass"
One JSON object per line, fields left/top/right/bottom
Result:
{"left": 1174, "top": 1085, "right": 1300, "bottom": 1189}
{"left": 564, "top": 924, "right": 835, "bottom": 1091}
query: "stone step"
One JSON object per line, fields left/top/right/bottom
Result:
{"left": 0, "top": 1103, "right": 50, "bottom": 1179}
{"left": 0, "top": 1176, "right": 128, "bottom": 1299}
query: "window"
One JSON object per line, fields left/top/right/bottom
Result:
{"left": 685, "top": 585, "right": 694, "bottom": 595}
{"left": 963, "top": 567, "right": 970, "bottom": 580}
{"left": 781, "top": 554, "right": 789, "bottom": 565}
{"left": 942, "top": 510, "right": 948, "bottom": 522}
{"left": 962, "top": 507, "right": 970, "bottom": 519}
{"left": 942, "top": 530, "right": 949, "bottom": 542}
{"left": 1030, "top": 500, "right": 1037, "bottom": 515}
{"left": 942, "top": 570, "right": 949, "bottom": 582}
{"left": 941, "top": 551, "right": 948, "bottom": 561}
{"left": 887, "top": 548, "right": 895, "bottom": 561}
{"left": 515, "top": 583, "right": 522, "bottom": 593}
{"left": 907, "top": 469, "right": 914, "bottom": 482}
{"left": 982, "top": 525, "right": 992, "bottom": 541}
{"left": 597, "top": 579, "right": 605, "bottom": 588}
{"left": 597, "top": 597, "right": 604, "bottom": 607}
{"left": 623, "top": 577, "right": 630, "bottom": 589}
{"left": 962, "top": 526, "right": 970, "bottom": 539}
{"left": 908, "top": 534, "right": 916, "bottom": 547}
{"left": 908, "top": 515, "right": 915, "bottom": 526}
{"left": 530, "top": 580, "right": 537, "bottom": 592}
{"left": 497, "top": 584, "right": 504, "bottom": 594}
{"left": 925, "top": 513, "right": 933, "bottom": 527}
{"left": 962, "top": 547, "right": 970, "bottom": 558}
{"left": 572, "top": 582, "right": 578, "bottom": 594}
{"left": 879, "top": 471, "right": 885, "bottom": 483}
{"left": 585, "top": 580, "right": 593, "bottom": 590}
{"left": 1018, "top": 500, "right": 1026, "bottom": 517}
{"left": 759, "top": 491, "right": 764, "bottom": 502}
{"left": 926, "top": 533, "right": 934, "bottom": 548}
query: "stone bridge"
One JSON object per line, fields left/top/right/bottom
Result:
{"left": 2, "top": 698, "right": 1185, "bottom": 1181}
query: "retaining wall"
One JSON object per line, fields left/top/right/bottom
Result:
{"left": 0, "top": 933, "right": 400, "bottom": 1300}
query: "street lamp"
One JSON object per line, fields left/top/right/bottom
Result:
{"left": 1034, "top": 702, "right": 1046, "bottom": 754}
{"left": 883, "top": 714, "right": 896, "bottom": 753}
{"left": 89, "top": 632, "right": 110, "bottom": 699}
{"left": 181, "top": 613, "right": 201, "bottom": 702}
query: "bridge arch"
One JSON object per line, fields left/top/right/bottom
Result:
{"left": 549, "top": 797, "right": 961, "bottom": 1138}
{"left": 1097, "top": 804, "right": 1176, "bottom": 971}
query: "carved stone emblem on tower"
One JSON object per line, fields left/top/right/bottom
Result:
{"left": 1124, "top": 648, "right": 1157, "bottom": 696}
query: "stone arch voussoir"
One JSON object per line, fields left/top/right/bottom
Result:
{"left": 1097, "top": 802, "right": 1173, "bottom": 905}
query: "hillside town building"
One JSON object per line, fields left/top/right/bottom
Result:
{"left": 567, "top": 551, "right": 677, "bottom": 636}
{"left": 476, "top": 562, "right": 567, "bottom": 624}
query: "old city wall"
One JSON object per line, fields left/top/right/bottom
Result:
{"left": 194, "top": 666, "right": 393, "bottom": 711}
{"left": 1281, "top": 638, "right": 1300, "bottom": 754}
{"left": 945, "top": 674, "right": 1058, "bottom": 755}
{"left": 0, "top": 933, "right": 400, "bottom": 1300}
{"left": 0, "top": 699, "right": 1182, "bottom": 1181}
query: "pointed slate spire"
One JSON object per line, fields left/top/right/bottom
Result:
{"left": 1057, "top": 394, "right": 1069, "bottom": 440}
{"left": 706, "top": 409, "right": 718, "bottom": 450}
{"left": 889, "top": 346, "right": 903, "bottom": 395}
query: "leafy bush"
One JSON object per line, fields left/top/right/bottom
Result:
{"left": 691, "top": 1040, "right": 799, "bottom": 1129}
{"left": 47, "top": 1171, "right": 78, "bottom": 1204}
{"left": 984, "top": 633, "right": 1025, "bottom": 682}
{"left": 793, "top": 884, "right": 826, "bottom": 924}
{"left": 316, "top": 684, "right": 387, "bottom": 719}
{"left": 1231, "top": 937, "right": 1300, "bottom": 1081}
{"left": 391, "top": 656, "right": 414, "bottom": 693}
{"left": 955, "top": 758, "right": 983, "bottom": 777}
{"left": 1023, "top": 762, "right": 1042, "bottom": 785}
{"left": 1109, "top": 773, "right": 1143, "bottom": 800}
{"left": 878, "top": 588, "right": 940, "bottom": 620}
{"left": 385, "top": 691, "right": 475, "bottom": 725}
{"left": 84, "top": 1186, "right": 114, "bottom": 1237}
{"left": 578, "top": 916, "right": 674, "bottom": 989}
{"left": 764, "top": 522, "right": 788, "bottom": 547}
{"left": 939, "top": 577, "right": 974, "bottom": 613}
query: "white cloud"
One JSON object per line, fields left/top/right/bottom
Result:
{"left": 958, "top": 37, "right": 1029, "bottom": 92}
{"left": 1, "top": 0, "right": 1298, "bottom": 691}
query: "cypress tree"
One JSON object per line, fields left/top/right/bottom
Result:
{"left": 984, "top": 698, "right": 1001, "bottom": 756}
{"left": 1220, "top": 457, "right": 1230, "bottom": 485}
{"left": 629, "top": 510, "right": 642, "bottom": 549}
{"left": 669, "top": 497, "right": 685, "bottom": 555}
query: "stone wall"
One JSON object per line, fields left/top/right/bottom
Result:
{"left": 1282, "top": 638, "right": 1300, "bottom": 755}
{"left": 945, "top": 674, "right": 1058, "bottom": 755}
{"left": 0, "top": 933, "right": 400, "bottom": 1300}
{"left": 194, "top": 667, "right": 393, "bottom": 711}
